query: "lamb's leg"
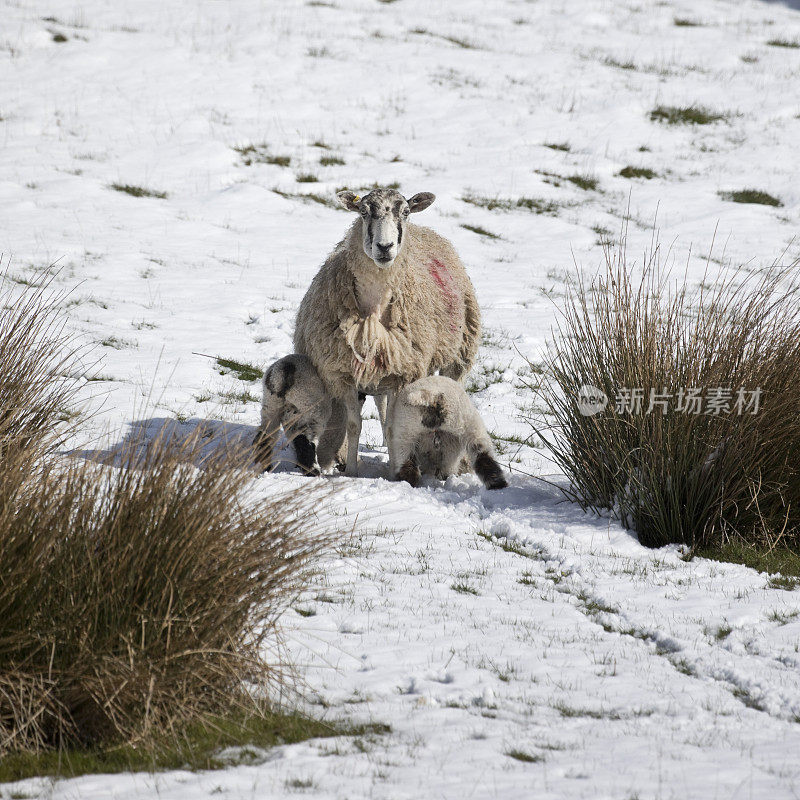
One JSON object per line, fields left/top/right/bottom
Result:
{"left": 344, "top": 392, "right": 363, "bottom": 477}
{"left": 318, "top": 398, "right": 347, "bottom": 472}
{"left": 472, "top": 448, "right": 507, "bottom": 490}
{"left": 252, "top": 414, "right": 281, "bottom": 472}
{"left": 292, "top": 432, "right": 320, "bottom": 477}
{"left": 388, "top": 417, "right": 420, "bottom": 485}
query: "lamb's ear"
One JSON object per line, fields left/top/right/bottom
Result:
{"left": 337, "top": 190, "right": 361, "bottom": 212}
{"left": 407, "top": 192, "right": 435, "bottom": 213}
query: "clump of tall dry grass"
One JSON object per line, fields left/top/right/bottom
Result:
{"left": 529, "top": 238, "right": 800, "bottom": 550}
{"left": 0, "top": 271, "right": 336, "bottom": 755}
{"left": 0, "top": 427, "right": 335, "bottom": 754}
{"left": 0, "top": 270, "right": 86, "bottom": 454}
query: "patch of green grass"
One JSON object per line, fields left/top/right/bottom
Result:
{"left": 767, "top": 38, "right": 800, "bottom": 49}
{"left": 649, "top": 105, "right": 726, "bottom": 125}
{"left": 477, "top": 530, "right": 542, "bottom": 559}
{"left": 552, "top": 701, "right": 608, "bottom": 719}
{"left": 294, "top": 606, "right": 317, "bottom": 617}
{"left": 768, "top": 575, "right": 800, "bottom": 591}
{"left": 740, "top": 54, "right": 759, "bottom": 64}
{"left": 0, "top": 712, "right": 389, "bottom": 783}
{"left": 311, "top": 140, "right": 332, "bottom": 149}
{"left": 603, "top": 56, "right": 636, "bottom": 70}
{"left": 233, "top": 145, "right": 291, "bottom": 167}
{"left": 296, "top": 173, "right": 319, "bottom": 183}
{"left": 566, "top": 174, "right": 599, "bottom": 191}
{"left": 461, "top": 224, "right": 501, "bottom": 240}
{"left": 451, "top": 582, "right": 479, "bottom": 595}
{"left": 462, "top": 193, "right": 561, "bottom": 216}
{"left": 619, "top": 166, "right": 658, "bottom": 180}
{"left": 100, "top": 336, "right": 135, "bottom": 349}
{"left": 505, "top": 749, "right": 544, "bottom": 763}
{"left": 674, "top": 17, "right": 702, "bottom": 26}
{"left": 543, "top": 141, "right": 570, "bottom": 152}
{"left": 410, "top": 27, "right": 478, "bottom": 49}
{"left": 320, "top": 155, "right": 345, "bottom": 166}
{"left": 718, "top": 189, "right": 782, "bottom": 207}
{"left": 214, "top": 357, "right": 263, "bottom": 382}
{"left": 217, "top": 388, "right": 259, "bottom": 404}
{"left": 274, "top": 189, "right": 342, "bottom": 210}
{"left": 694, "top": 543, "right": 800, "bottom": 589}
{"left": 109, "top": 183, "right": 167, "bottom": 199}
{"left": 692, "top": 541, "right": 800, "bottom": 591}
{"left": 52, "top": 32, "right": 68, "bottom": 42}
{"left": 767, "top": 608, "right": 800, "bottom": 624}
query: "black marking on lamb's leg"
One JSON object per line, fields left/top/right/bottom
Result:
{"left": 293, "top": 435, "right": 320, "bottom": 477}
{"left": 396, "top": 454, "right": 420, "bottom": 488}
{"left": 252, "top": 429, "right": 273, "bottom": 472}
{"left": 474, "top": 450, "right": 507, "bottom": 490}
{"left": 266, "top": 360, "right": 296, "bottom": 399}
{"left": 421, "top": 395, "right": 446, "bottom": 429}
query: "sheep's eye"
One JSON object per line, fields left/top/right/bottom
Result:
{"left": 360, "top": 207, "right": 369, "bottom": 216}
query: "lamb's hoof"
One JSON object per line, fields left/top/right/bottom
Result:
{"left": 335, "top": 458, "right": 346, "bottom": 473}
{"left": 474, "top": 451, "right": 507, "bottom": 490}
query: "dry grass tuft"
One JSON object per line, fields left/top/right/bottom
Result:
{"left": 0, "top": 276, "right": 338, "bottom": 755}
{"left": 527, "top": 235, "right": 800, "bottom": 550}
{"left": 0, "top": 270, "right": 87, "bottom": 456}
{"left": 0, "top": 430, "right": 337, "bottom": 754}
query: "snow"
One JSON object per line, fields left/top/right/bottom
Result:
{"left": 2, "top": 0, "right": 800, "bottom": 796}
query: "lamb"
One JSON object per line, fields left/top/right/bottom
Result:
{"left": 294, "top": 187, "right": 481, "bottom": 476}
{"left": 386, "top": 375, "right": 507, "bottom": 489}
{"left": 251, "top": 354, "right": 345, "bottom": 475}
{"left": 387, "top": 375, "right": 507, "bottom": 489}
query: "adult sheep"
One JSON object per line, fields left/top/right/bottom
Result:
{"left": 294, "top": 187, "right": 480, "bottom": 476}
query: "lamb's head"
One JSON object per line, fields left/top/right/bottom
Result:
{"left": 337, "top": 187, "right": 435, "bottom": 269}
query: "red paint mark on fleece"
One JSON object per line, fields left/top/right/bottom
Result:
{"left": 427, "top": 259, "right": 461, "bottom": 334}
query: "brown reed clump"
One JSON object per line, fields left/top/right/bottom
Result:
{"left": 528, "top": 237, "right": 800, "bottom": 550}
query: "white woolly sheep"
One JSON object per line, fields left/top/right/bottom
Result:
{"left": 387, "top": 375, "right": 507, "bottom": 490}
{"left": 252, "top": 354, "right": 345, "bottom": 475}
{"left": 294, "top": 187, "right": 481, "bottom": 476}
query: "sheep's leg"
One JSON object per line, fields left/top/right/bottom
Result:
{"left": 343, "top": 392, "right": 363, "bottom": 477}
{"left": 376, "top": 394, "right": 389, "bottom": 446}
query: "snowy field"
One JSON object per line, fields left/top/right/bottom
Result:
{"left": 3, "top": 0, "right": 800, "bottom": 797}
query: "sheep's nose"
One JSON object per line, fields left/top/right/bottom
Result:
{"left": 376, "top": 242, "right": 393, "bottom": 254}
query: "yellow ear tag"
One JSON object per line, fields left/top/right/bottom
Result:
{"left": 353, "top": 195, "right": 360, "bottom": 202}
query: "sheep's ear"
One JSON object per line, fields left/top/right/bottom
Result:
{"left": 337, "top": 190, "right": 361, "bottom": 212}
{"left": 407, "top": 192, "right": 435, "bottom": 213}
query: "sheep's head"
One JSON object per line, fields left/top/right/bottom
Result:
{"left": 337, "top": 187, "right": 435, "bottom": 269}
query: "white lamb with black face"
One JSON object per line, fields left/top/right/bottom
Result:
{"left": 252, "top": 354, "right": 345, "bottom": 476}
{"left": 387, "top": 375, "right": 507, "bottom": 490}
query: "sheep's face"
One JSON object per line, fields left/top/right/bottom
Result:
{"left": 337, "top": 188, "right": 435, "bottom": 269}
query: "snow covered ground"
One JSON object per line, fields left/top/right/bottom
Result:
{"left": 2, "top": 0, "right": 800, "bottom": 796}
